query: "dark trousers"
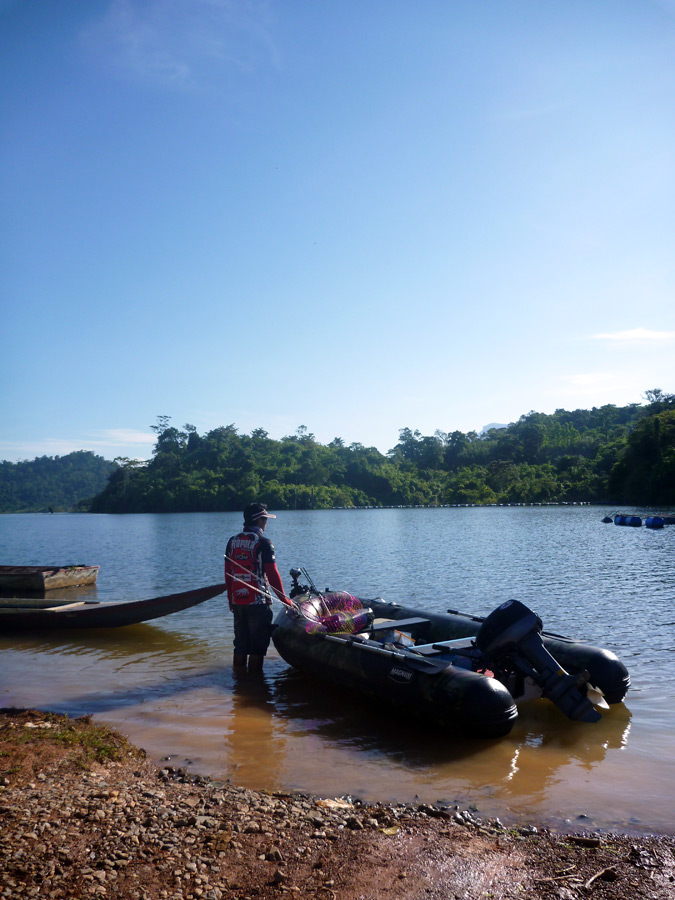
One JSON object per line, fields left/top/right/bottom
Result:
{"left": 232, "top": 603, "right": 273, "bottom": 656}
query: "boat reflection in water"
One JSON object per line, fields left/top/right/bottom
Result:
{"left": 496, "top": 702, "right": 634, "bottom": 827}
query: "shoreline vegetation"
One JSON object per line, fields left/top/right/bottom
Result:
{"left": 1, "top": 391, "right": 674, "bottom": 514}
{"left": 1, "top": 709, "right": 673, "bottom": 900}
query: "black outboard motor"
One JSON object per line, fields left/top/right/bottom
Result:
{"left": 475, "top": 600, "right": 602, "bottom": 723}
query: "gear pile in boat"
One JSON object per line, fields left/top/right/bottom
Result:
{"left": 271, "top": 568, "right": 630, "bottom": 739}
{"left": 300, "top": 591, "right": 375, "bottom": 635}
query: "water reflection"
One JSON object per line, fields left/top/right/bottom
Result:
{"left": 222, "top": 670, "right": 287, "bottom": 787}
{"left": 500, "top": 704, "right": 633, "bottom": 803}
{"left": 45, "top": 668, "right": 229, "bottom": 717}
{"left": 0, "top": 623, "right": 214, "bottom": 668}
{"left": 269, "top": 667, "right": 493, "bottom": 768}
{"left": 267, "top": 669, "right": 632, "bottom": 789}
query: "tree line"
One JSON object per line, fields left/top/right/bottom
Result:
{"left": 87, "top": 390, "right": 675, "bottom": 513}
{"left": 2, "top": 391, "right": 671, "bottom": 514}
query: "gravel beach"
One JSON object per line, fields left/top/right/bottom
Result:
{"left": 1, "top": 709, "right": 673, "bottom": 900}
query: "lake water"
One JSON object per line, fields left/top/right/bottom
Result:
{"left": 1, "top": 507, "right": 674, "bottom": 836}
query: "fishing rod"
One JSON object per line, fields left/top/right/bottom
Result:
{"left": 224, "top": 553, "right": 299, "bottom": 611}
{"left": 225, "top": 557, "right": 362, "bottom": 633}
{"left": 301, "top": 567, "right": 318, "bottom": 592}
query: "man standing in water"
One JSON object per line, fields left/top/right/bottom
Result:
{"left": 224, "top": 502, "right": 292, "bottom": 671}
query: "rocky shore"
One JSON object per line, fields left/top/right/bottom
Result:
{"left": 1, "top": 709, "right": 673, "bottom": 900}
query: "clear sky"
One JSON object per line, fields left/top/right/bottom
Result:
{"left": 2, "top": 0, "right": 674, "bottom": 463}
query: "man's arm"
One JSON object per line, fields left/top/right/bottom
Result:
{"left": 258, "top": 537, "right": 292, "bottom": 605}
{"left": 264, "top": 560, "right": 293, "bottom": 606}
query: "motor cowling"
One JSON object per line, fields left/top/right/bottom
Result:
{"left": 476, "top": 600, "right": 602, "bottom": 723}
{"left": 475, "top": 599, "right": 543, "bottom": 654}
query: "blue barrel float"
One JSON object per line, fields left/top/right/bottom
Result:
{"left": 614, "top": 514, "right": 642, "bottom": 527}
{"left": 645, "top": 516, "right": 665, "bottom": 529}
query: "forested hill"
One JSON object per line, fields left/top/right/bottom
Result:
{"left": 89, "top": 391, "right": 675, "bottom": 513}
{"left": 0, "top": 451, "right": 116, "bottom": 513}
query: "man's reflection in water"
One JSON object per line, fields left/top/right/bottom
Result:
{"left": 222, "top": 667, "right": 287, "bottom": 790}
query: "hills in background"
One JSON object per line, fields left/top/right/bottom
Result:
{"left": 0, "top": 451, "right": 116, "bottom": 513}
{"left": 0, "top": 390, "right": 675, "bottom": 513}
{"left": 2, "top": 391, "right": 674, "bottom": 514}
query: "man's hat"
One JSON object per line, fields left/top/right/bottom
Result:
{"left": 244, "top": 502, "right": 276, "bottom": 524}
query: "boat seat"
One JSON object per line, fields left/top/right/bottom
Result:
{"left": 369, "top": 617, "right": 431, "bottom": 637}
{"left": 46, "top": 602, "right": 87, "bottom": 611}
{"left": 412, "top": 637, "right": 476, "bottom": 655}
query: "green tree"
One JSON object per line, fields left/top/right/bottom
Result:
{"left": 608, "top": 409, "right": 675, "bottom": 504}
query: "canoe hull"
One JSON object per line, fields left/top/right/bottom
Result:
{"left": 0, "top": 583, "right": 226, "bottom": 630}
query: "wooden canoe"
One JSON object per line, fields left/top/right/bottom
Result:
{"left": 0, "top": 583, "right": 226, "bottom": 630}
{"left": 0, "top": 565, "right": 99, "bottom": 592}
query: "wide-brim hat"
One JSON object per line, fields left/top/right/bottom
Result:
{"left": 244, "top": 502, "right": 276, "bottom": 523}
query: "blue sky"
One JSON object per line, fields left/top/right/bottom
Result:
{"left": 2, "top": 0, "right": 674, "bottom": 463}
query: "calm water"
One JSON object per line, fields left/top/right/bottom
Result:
{"left": 1, "top": 507, "right": 674, "bottom": 835}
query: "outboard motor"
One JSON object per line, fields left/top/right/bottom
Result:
{"left": 475, "top": 600, "right": 602, "bottom": 723}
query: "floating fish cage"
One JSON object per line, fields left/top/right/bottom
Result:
{"left": 603, "top": 513, "right": 674, "bottom": 528}
{"left": 614, "top": 514, "right": 642, "bottom": 527}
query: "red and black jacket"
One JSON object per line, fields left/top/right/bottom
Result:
{"left": 224, "top": 526, "right": 287, "bottom": 608}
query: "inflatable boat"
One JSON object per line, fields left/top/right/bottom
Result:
{"left": 271, "top": 570, "right": 630, "bottom": 739}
